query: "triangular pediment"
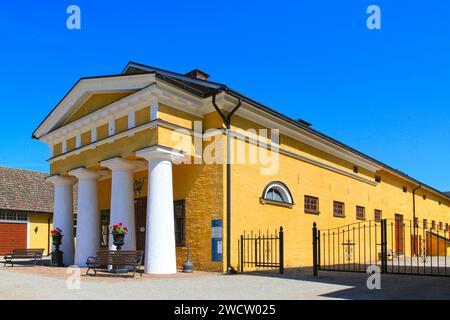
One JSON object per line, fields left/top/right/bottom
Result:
{"left": 33, "top": 74, "right": 156, "bottom": 139}
{"left": 54, "top": 91, "right": 137, "bottom": 130}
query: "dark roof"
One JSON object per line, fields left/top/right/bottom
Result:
{"left": 0, "top": 167, "right": 54, "bottom": 213}
{"left": 122, "top": 62, "right": 450, "bottom": 201}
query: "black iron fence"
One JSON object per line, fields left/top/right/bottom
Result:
{"left": 239, "top": 227, "right": 284, "bottom": 274}
{"left": 313, "top": 219, "right": 450, "bottom": 277}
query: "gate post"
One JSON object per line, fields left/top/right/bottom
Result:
{"left": 381, "top": 219, "right": 388, "bottom": 274}
{"left": 240, "top": 235, "right": 244, "bottom": 273}
{"left": 313, "top": 222, "right": 318, "bottom": 277}
{"left": 279, "top": 227, "right": 284, "bottom": 274}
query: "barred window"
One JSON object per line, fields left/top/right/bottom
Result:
{"left": 356, "top": 206, "right": 366, "bottom": 220}
{"left": 432, "top": 220, "right": 436, "bottom": 230}
{"left": 0, "top": 211, "right": 27, "bottom": 222}
{"left": 374, "top": 210, "right": 382, "bottom": 222}
{"left": 304, "top": 196, "right": 319, "bottom": 214}
{"left": 174, "top": 200, "right": 186, "bottom": 247}
{"left": 333, "top": 201, "right": 345, "bottom": 218}
{"left": 423, "top": 219, "right": 428, "bottom": 229}
{"left": 439, "top": 222, "right": 443, "bottom": 231}
{"left": 414, "top": 217, "right": 419, "bottom": 228}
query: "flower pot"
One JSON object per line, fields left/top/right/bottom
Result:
{"left": 112, "top": 233, "right": 125, "bottom": 250}
{"left": 52, "top": 235, "right": 63, "bottom": 247}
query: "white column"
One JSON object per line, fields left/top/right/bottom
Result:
{"left": 136, "top": 146, "right": 183, "bottom": 274}
{"left": 100, "top": 158, "right": 145, "bottom": 251}
{"left": 69, "top": 168, "right": 106, "bottom": 267}
{"left": 46, "top": 175, "right": 76, "bottom": 266}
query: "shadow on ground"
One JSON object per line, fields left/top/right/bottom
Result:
{"left": 1, "top": 258, "right": 51, "bottom": 268}
{"left": 241, "top": 268, "right": 450, "bottom": 300}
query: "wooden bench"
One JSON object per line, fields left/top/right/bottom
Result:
{"left": 3, "top": 249, "right": 45, "bottom": 267}
{"left": 86, "top": 251, "right": 144, "bottom": 278}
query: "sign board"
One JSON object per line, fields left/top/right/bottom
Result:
{"left": 211, "top": 219, "right": 223, "bottom": 262}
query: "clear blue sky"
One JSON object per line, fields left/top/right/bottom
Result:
{"left": 0, "top": 1, "right": 449, "bottom": 191}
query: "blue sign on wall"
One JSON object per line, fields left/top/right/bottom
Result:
{"left": 211, "top": 219, "right": 223, "bottom": 262}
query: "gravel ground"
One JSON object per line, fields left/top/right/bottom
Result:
{"left": 0, "top": 264, "right": 449, "bottom": 300}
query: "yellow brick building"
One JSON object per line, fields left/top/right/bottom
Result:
{"left": 33, "top": 63, "right": 450, "bottom": 273}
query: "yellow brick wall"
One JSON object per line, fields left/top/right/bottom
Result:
{"left": 228, "top": 135, "right": 450, "bottom": 270}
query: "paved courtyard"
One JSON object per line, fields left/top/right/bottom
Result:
{"left": 0, "top": 263, "right": 449, "bottom": 300}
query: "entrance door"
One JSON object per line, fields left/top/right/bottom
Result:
{"left": 395, "top": 214, "right": 404, "bottom": 255}
{"left": 134, "top": 198, "right": 147, "bottom": 255}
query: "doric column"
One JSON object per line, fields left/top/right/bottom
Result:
{"left": 68, "top": 168, "right": 106, "bottom": 267}
{"left": 136, "top": 146, "right": 183, "bottom": 274}
{"left": 46, "top": 175, "right": 76, "bottom": 266}
{"left": 100, "top": 158, "right": 145, "bottom": 251}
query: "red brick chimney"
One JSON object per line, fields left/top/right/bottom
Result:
{"left": 185, "top": 69, "right": 210, "bottom": 80}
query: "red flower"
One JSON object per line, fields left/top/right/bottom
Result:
{"left": 113, "top": 225, "right": 118, "bottom": 229}
{"left": 119, "top": 223, "right": 123, "bottom": 227}
{"left": 123, "top": 227, "right": 128, "bottom": 232}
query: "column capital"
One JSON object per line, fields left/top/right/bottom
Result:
{"left": 68, "top": 168, "right": 108, "bottom": 180}
{"left": 136, "top": 145, "right": 184, "bottom": 162}
{"left": 100, "top": 157, "right": 146, "bottom": 172}
{"left": 46, "top": 175, "right": 77, "bottom": 186}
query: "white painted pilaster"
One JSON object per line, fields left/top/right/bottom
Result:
{"left": 150, "top": 100, "right": 159, "bottom": 121}
{"left": 108, "top": 118, "right": 116, "bottom": 137}
{"left": 128, "top": 109, "right": 136, "bottom": 129}
{"left": 91, "top": 127, "right": 97, "bottom": 142}
{"left": 62, "top": 140, "right": 67, "bottom": 154}
{"left": 75, "top": 132, "right": 81, "bottom": 149}
{"left": 136, "top": 146, "right": 183, "bottom": 274}
{"left": 46, "top": 175, "right": 76, "bottom": 266}
{"left": 69, "top": 168, "right": 106, "bottom": 267}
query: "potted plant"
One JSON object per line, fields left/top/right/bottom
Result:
{"left": 111, "top": 223, "right": 128, "bottom": 251}
{"left": 51, "top": 228, "right": 63, "bottom": 248}
{"left": 50, "top": 228, "right": 64, "bottom": 267}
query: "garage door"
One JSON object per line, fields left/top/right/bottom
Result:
{"left": 0, "top": 223, "right": 27, "bottom": 254}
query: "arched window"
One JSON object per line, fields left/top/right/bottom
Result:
{"left": 261, "top": 181, "right": 294, "bottom": 207}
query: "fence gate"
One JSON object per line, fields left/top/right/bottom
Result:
{"left": 239, "top": 227, "right": 284, "bottom": 274}
{"left": 313, "top": 219, "right": 450, "bottom": 277}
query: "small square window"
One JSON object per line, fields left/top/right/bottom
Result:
{"left": 423, "top": 195, "right": 427, "bottom": 200}
{"left": 375, "top": 175, "right": 381, "bottom": 183}
{"left": 353, "top": 166, "right": 359, "bottom": 174}
{"left": 403, "top": 186, "right": 407, "bottom": 193}
{"left": 304, "top": 195, "right": 319, "bottom": 214}
{"left": 356, "top": 206, "right": 365, "bottom": 220}
{"left": 374, "top": 209, "right": 382, "bottom": 222}
{"left": 333, "top": 201, "right": 345, "bottom": 218}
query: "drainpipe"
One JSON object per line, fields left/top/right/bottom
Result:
{"left": 212, "top": 91, "right": 242, "bottom": 273}
{"left": 412, "top": 184, "right": 422, "bottom": 256}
